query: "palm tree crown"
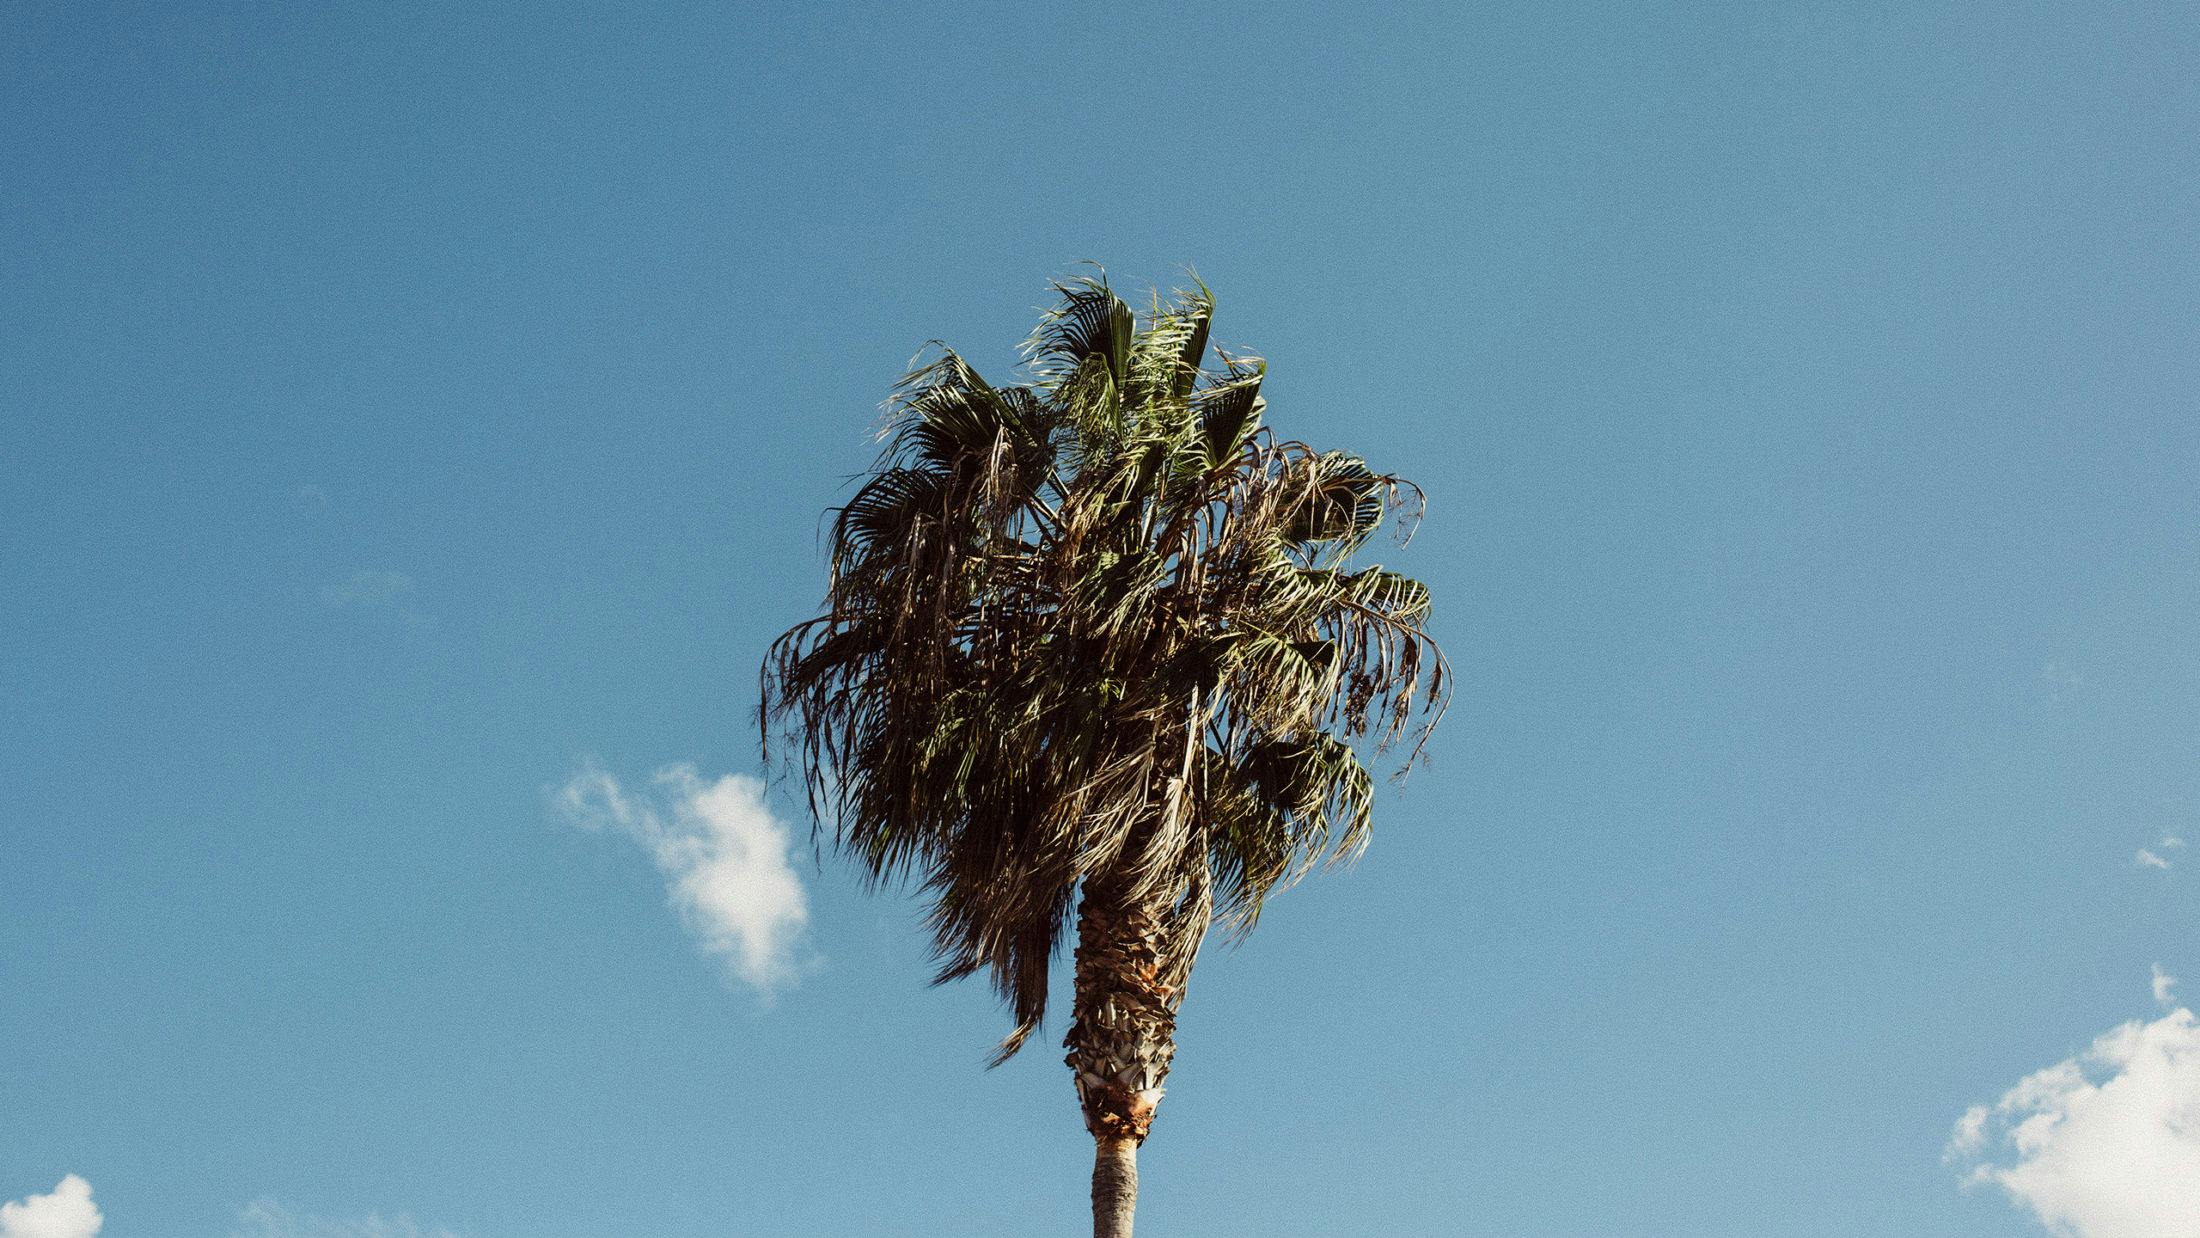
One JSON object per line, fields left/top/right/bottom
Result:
{"left": 763, "top": 274, "right": 1447, "bottom": 1059}
{"left": 764, "top": 273, "right": 1447, "bottom": 1234}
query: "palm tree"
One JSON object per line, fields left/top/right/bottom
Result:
{"left": 761, "top": 273, "right": 1446, "bottom": 1237}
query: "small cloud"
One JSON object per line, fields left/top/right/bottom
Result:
{"left": 1948, "top": 981, "right": 2200, "bottom": 1238}
{"left": 319, "top": 570, "right": 431, "bottom": 629}
{"left": 2157, "top": 966, "right": 2179, "bottom": 1011}
{"left": 1, "top": 1175, "right": 102, "bottom": 1238}
{"left": 234, "top": 1201, "right": 460, "bottom": 1238}
{"left": 554, "top": 762, "right": 811, "bottom": 994}
{"left": 1947, "top": 1105, "right": 1989, "bottom": 1159}
{"left": 2162, "top": 835, "right": 2187, "bottom": 851}
{"left": 292, "top": 483, "right": 330, "bottom": 509}
{"left": 2138, "top": 849, "right": 2173, "bottom": 871}
{"left": 2040, "top": 660, "right": 2085, "bottom": 703}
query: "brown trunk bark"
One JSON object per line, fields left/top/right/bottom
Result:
{"left": 1091, "top": 1136, "right": 1138, "bottom": 1238}
{"left": 1067, "top": 882, "right": 1181, "bottom": 1238}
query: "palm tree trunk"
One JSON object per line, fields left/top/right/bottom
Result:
{"left": 1091, "top": 1136, "right": 1138, "bottom": 1238}
{"left": 1066, "top": 882, "right": 1180, "bottom": 1238}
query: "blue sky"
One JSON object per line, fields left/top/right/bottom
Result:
{"left": 5, "top": 3, "right": 2199, "bottom": 1235}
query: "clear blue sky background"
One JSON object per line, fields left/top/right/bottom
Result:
{"left": 5, "top": 3, "right": 2198, "bottom": 1235}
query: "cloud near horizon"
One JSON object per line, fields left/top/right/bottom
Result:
{"left": 1948, "top": 979, "right": 2200, "bottom": 1238}
{"left": 0, "top": 1176, "right": 101, "bottom": 1238}
{"left": 234, "top": 1200, "right": 460, "bottom": 1238}
{"left": 556, "top": 763, "right": 810, "bottom": 992}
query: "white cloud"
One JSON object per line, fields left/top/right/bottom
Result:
{"left": 555, "top": 763, "right": 810, "bottom": 993}
{"left": 234, "top": 1201, "right": 459, "bottom": 1238}
{"left": 1949, "top": 984, "right": 2200, "bottom": 1238}
{"left": 1950, "top": 1104, "right": 1989, "bottom": 1157}
{"left": 1, "top": 1175, "right": 101, "bottom": 1238}
{"left": 2157, "top": 966, "right": 2179, "bottom": 1011}
{"left": 2041, "top": 660, "right": 2085, "bottom": 702}
{"left": 320, "top": 570, "right": 431, "bottom": 629}
{"left": 2138, "top": 849, "right": 2173, "bottom": 871}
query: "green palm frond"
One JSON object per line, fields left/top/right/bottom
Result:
{"left": 763, "top": 274, "right": 1448, "bottom": 1059}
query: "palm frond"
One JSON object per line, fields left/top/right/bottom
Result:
{"left": 762, "top": 275, "right": 1449, "bottom": 1060}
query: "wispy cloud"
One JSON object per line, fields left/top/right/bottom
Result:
{"left": 1947, "top": 979, "right": 2200, "bottom": 1238}
{"left": 1, "top": 1175, "right": 101, "bottom": 1238}
{"left": 2136, "top": 835, "right": 2183, "bottom": 872}
{"left": 320, "top": 570, "right": 431, "bottom": 629}
{"left": 234, "top": 1200, "right": 460, "bottom": 1238}
{"left": 2040, "top": 660, "right": 2085, "bottom": 703}
{"left": 2155, "top": 965, "right": 2178, "bottom": 1011}
{"left": 555, "top": 763, "right": 811, "bottom": 993}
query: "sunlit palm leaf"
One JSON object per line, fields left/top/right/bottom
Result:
{"left": 763, "top": 272, "right": 1448, "bottom": 1060}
